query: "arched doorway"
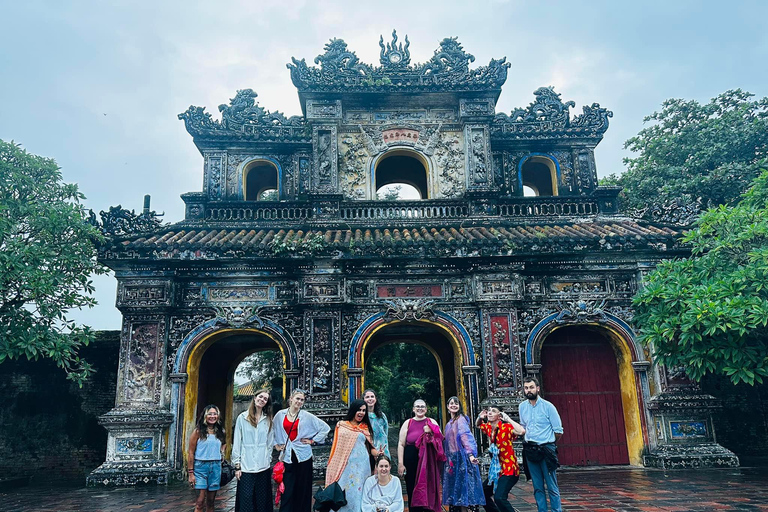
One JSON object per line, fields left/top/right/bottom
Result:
{"left": 540, "top": 326, "right": 629, "bottom": 466}
{"left": 363, "top": 323, "right": 458, "bottom": 425}
{"left": 348, "top": 310, "right": 478, "bottom": 427}
{"left": 519, "top": 155, "right": 558, "bottom": 196}
{"left": 181, "top": 329, "right": 288, "bottom": 463}
{"left": 243, "top": 160, "right": 279, "bottom": 201}
{"left": 373, "top": 149, "right": 430, "bottom": 199}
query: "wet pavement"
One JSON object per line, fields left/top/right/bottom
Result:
{"left": 3, "top": 467, "right": 767, "bottom": 512}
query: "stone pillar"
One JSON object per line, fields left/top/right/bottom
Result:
{"left": 347, "top": 367, "right": 364, "bottom": 402}
{"left": 88, "top": 278, "right": 175, "bottom": 486}
{"left": 643, "top": 366, "right": 739, "bottom": 468}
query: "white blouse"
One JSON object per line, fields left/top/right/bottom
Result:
{"left": 231, "top": 411, "right": 275, "bottom": 473}
{"left": 361, "top": 474, "right": 404, "bottom": 512}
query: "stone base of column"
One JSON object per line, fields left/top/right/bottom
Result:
{"left": 87, "top": 408, "right": 175, "bottom": 486}
{"left": 87, "top": 460, "right": 176, "bottom": 486}
{"left": 643, "top": 392, "right": 739, "bottom": 469}
{"left": 643, "top": 443, "right": 739, "bottom": 469}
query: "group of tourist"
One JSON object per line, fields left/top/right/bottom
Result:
{"left": 187, "top": 377, "right": 564, "bottom": 512}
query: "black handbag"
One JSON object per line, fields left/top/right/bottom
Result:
{"left": 220, "top": 459, "right": 236, "bottom": 487}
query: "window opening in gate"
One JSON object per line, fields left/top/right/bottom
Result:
{"left": 244, "top": 161, "right": 279, "bottom": 201}
{"left": 520, "top": 156, "right": 558, "bottom": 197}
{"left": 375, "top": 150, "right": 429, "bottom": 200}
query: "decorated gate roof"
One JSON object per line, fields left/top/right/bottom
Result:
{"left": 287, "top": 31, "right": 509, "bottom": 94}
{"left": 102, "top": 220, "right": 678, "bottom": 260}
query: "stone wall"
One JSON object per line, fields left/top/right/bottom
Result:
{"left": 0, "top": 331, "right": 120, "bottom": 484}
{"left": 701, "top": 375, "right": 768, "bottom": 460}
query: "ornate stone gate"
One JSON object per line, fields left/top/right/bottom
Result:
{"left": 87, "top": 32, "right": 737, "bottom": 485}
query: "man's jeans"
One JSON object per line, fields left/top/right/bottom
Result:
{"left": 526, "top": 459, "right": 561, "bottom": 512}
{"left": 483, "top": 475, "right": 520, "bottom": 512}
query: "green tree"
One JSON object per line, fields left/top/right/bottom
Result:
{"left": 376, "top": 185, "right": 402, "bottom": 201}
{"left": 633, "top": 169, "right": 768, "bottom": 385}
{"left": 0, "top": 140, "right": 106, "bottom": 385}
{"left": 365, "top": 343, "right": 441, "bottom": 423}
{"left": 603, "top": 90, "right": 768, "bottom": 212}
{"left": 236, "top": 349, "right": 283, "bottom": 388}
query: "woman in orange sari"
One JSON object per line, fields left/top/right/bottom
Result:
{"left": 325, "top": 399, "right": 381, "bottom": 511}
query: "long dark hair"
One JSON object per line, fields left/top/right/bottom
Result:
{"left": 363, "top": 388, "right": 382, "bottom": 417}
{"left": 196, "top": 404, "right": 226, "bottom": 443}
{"left": 345, "top": 398, "right": 373, "bottom": 433}
{"left": 248, "top": 388, "right": 273, "bottom": 432}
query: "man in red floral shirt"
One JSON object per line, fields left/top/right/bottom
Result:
{"left": 476, "top": 405, "right": 526, "bottom": 512}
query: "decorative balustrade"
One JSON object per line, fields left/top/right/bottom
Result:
{"left": 196, "top": 197, "right": 603, "bottom": 224}
{"left": 498, "top": 199, "right": 598, "bottom": 217}
{"left": 340, "top": 201, "right": 470, "bottom": 220}
{"left": 207, "top": 204, "right": 314, "bottom": 221}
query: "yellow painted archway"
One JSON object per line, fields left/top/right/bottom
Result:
{"left": 181, "top": 328, "right": 288, "bottom": 465}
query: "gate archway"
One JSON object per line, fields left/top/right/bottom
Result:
{"left": 541, "top": 327, "right": 629, "bottom": 465}
{"left": 347, "top": 308, "right": 479, "bottom": 422}
{"left": 525, "top": 312, "right": 648, "bottom": 466}
{"left": 169, "top": 319, "right": 298, "bottom": 470}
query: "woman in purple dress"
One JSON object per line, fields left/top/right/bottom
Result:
{"left": 442, "top": 397, "right": 485, "bottom": 512}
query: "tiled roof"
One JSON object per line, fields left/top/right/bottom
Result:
{"left": 109, "top": 220, "right": 678, "bottom": 258}
{"left": 235, "top": 381, "right": 257, "bottom": 396}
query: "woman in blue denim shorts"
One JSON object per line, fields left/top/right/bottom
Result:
{"left": 189, "top": 404, "right": 227, "bottom": 512}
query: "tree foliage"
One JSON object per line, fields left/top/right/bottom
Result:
{"left": 236, "top": 349, "right": 283, "bottom": 388}
{"left": 0, "top": 140, "right": 106, "bottom": 385}
{"left": 634, "top": 169, "right": 768, "bottom": 385}
{"left": 603, "top": 90, "right": 768, "bottom": 211}
{"left": 365, "top": 343, "right": 441, "bottom": 423}
{"left": 376, "top": 185, "right": 402, "bottom": 201}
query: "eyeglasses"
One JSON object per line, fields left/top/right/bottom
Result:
{"left": 414, "top": 406, "right": 427, "bottom": 409}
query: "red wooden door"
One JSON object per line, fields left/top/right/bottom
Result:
{"left": 540, "top": 329, "right": 630, "bottom": 466}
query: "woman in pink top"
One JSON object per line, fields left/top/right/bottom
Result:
{"left": 397, "top": 399, "right": 444, "bottom": 512}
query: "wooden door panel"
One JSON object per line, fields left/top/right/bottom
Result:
{"left": 541, "top": 330, "right": 630, "bottom": 466}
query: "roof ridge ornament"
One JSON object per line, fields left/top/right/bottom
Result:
{"left": 379, "top": 30, "right": 410, "bottom": 68}
{"left": 178, "top": 88, "right": 309, "bottom": 141}
{"left": 287, "top": 32, "right": 509, "bottom": 92}
{"left": 492, "top": 86, "right": 613, "bottom": 140}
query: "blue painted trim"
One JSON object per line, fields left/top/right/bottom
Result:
{"left": 172, "top": 316, "right": 297, "bottom": 374}
{"left": 347, "top": 310, "right": 476, "bottom": 367}
{"left": 525, "top": 311, "right": 638, "bottom": 364}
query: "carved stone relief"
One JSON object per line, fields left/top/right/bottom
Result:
{"left": 204, "top": 152, "right": 226, "bottom": 199}
{"left": 433, "top": 131, "right": 465, "bottom": 198}
{"left": 298, "top": 156, "right": 311, "bottom": 195}
{"left": 459, "top": 98, "right": 495, "bottom": 118}
{"left": 166, "top": 312, "right": 215, "bottom": 374}
{"left": 339, "top": 134, "right": 369, "bottom": 199}
{"left": 466, "top": 126, "right": 490, "bottom": 188}
{"left": 307, "top": 100, "right": 342, "bottom": 120}
{"left": 207, "top": 286, "right": 269, "bottom": 303}
{"left": 117, "top": 280, "right": 172, "bottom": 308}
{"left": 476, "top": 274, "right": 522, "bottom": 300}
{"left": 313, "top": 126, "right": 339, "bottom": 193}
{"left": 121, "top": 319, "right": 165, "bottom": 405}
{"left": 550, "top": 150, "right": 574, "bottom": 191}
{"left": 304, "top": 312, "right": 340, "bottom": 398}
{"left": 575, "top": 149, "right": 597, "bottom": 193}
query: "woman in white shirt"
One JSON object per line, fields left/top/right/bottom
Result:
{"left": 232, "top": 388, "right": 275, "bottom": 512}
{"left": 273, "top": 388, "right": 331, "bottom": 512}
{"left": 362, "top": 454, "right": 404, "bottom": 512}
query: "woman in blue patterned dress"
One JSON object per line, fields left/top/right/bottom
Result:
{"left": 363, "top": 389, "right": 390, "bottom": 457}
{"left": 442, "top": 396, "right": 485, "bottom": 512}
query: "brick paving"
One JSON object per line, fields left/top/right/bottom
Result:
{"left": 3, "top": 467, "right": 767, "bottom": 512}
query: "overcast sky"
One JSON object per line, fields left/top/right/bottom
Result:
{"left": 2, "top": 0, "right": 767, "bottom": 331}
